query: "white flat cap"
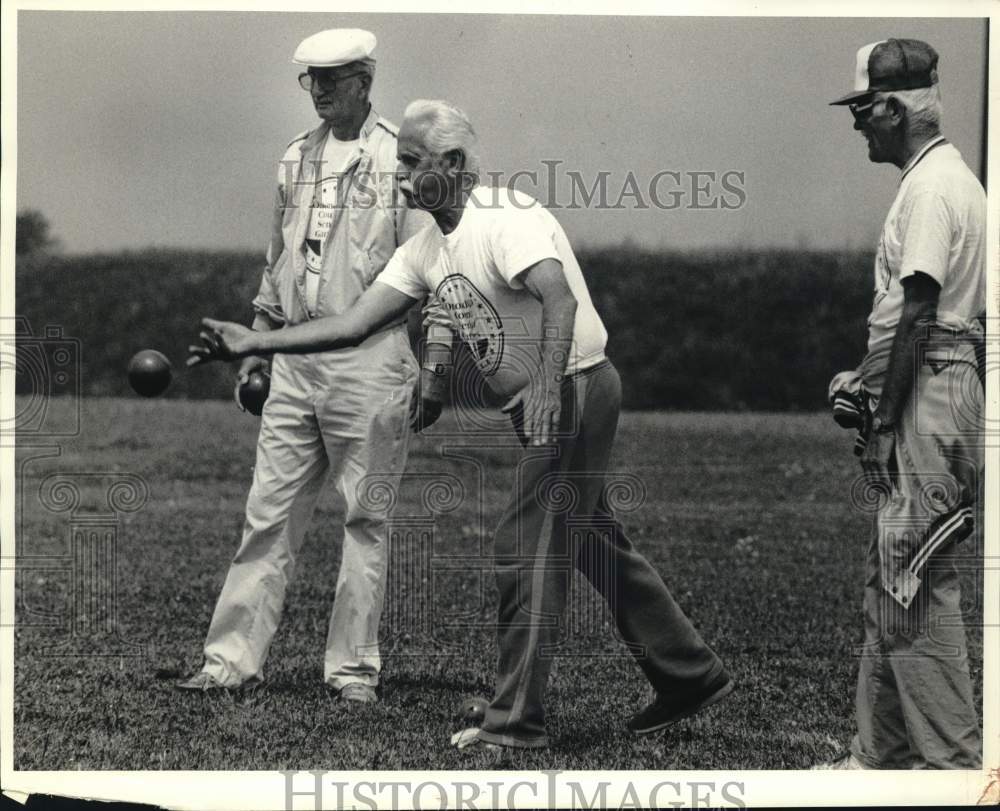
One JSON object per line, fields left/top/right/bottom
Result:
{"left": 292, "top": 28, "right": 377, "bottom": 68}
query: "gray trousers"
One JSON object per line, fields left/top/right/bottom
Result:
{"left": 477, "top": 360, "right": 726, "bottom": 748}
{"left": 850, "top": 341, "right": 982, "bottom": 768}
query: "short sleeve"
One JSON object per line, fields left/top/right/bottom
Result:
{"left": 252, "top": 268, "right": 285, "bottom": 325}
{"left": 376, "top": 237, "right": 431, "bottom": 300}
{"left": 489, "top": 205, "right": 562, "bottom": 289}
{"left": 899, "top": 191, "right": 953, "bottom": 287}
{"left": 276, "top": 136, "right": 306, "bottom": 189}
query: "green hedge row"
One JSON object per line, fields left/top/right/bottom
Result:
{"left": 15, "top": 247, "right": 873, "bottom": 410}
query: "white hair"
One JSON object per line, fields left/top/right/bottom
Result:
{"left": 403, "top": 99, "right": 481, "bottom": 177}
{"left": 354, "top": 58, "right": 376, "bottom": 78}
{"left": 884, "top": 84, "right": 943, "bottom": 137}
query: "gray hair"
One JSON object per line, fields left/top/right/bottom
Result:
{"left": 884, "top": 84, "right": 943, "bottom": 137}
{"left": 403, "top": 99, "right": 481, "bottom": 177}
{"left": 354, "top": 57, "right": 376, "bottom": 77}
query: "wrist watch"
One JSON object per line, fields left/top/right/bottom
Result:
{"left": 871, "top": 414, "right": 895, "bottom": 434}
{"left": 422, "top": 362, "right": 448, "bottom": 376}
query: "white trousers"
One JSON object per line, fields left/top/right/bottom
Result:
{"left": 200, "top": 327, "right": 416, "bottom": 689}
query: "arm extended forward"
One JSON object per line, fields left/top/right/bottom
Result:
{"left": 188, "top": 281, "right": 419, "bottom": 366}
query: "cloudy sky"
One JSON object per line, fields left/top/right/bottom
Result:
{"left": 14, "top": 10, "right": 987, "bottom": 254}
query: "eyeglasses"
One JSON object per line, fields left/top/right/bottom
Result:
{"left": 298, "top": 70, "right": 367, "bottom": 92}
{"left": 849, "top": 97, "right": 885, "bottom": 122}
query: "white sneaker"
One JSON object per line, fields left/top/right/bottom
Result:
{"left": 337, "top": 683, "right": 377, "bottom": 705}
{"left": 450, "top": 727, "right": 483, "bottom": 749}
{"left": 811, "top": 751, "right": 866, "bottom": 770}
{"left": 450, "top": 727, "right": 505, "bottom": 763}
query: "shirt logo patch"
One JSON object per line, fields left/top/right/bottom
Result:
{"left": 435, "top": 274, "right": 504, "bottom": 376}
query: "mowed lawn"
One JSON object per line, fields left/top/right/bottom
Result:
{"left": 13, "top": 397, "right": 984, "bottom": 771}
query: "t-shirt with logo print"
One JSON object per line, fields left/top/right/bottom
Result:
{"left": 303, "top": 132, "right": 360, "bottom": 315}
{"left": 378, "top": 186, "right": 608, "bottom": 398}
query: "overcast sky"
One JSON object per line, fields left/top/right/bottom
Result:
{"left": 15, "top": 11, "right": 987, "bottom": 254}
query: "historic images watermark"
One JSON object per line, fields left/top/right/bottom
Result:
{"left": 278, "top": 161, "right": 748, "bottom": 212}
{"left": 5, "top": 318, "right": 146, "bottom": 657}
{"left": 282, "top": 769, "right": 747, "bottom": 809}
{"left": 367, "top": 460, "right": 648, "bottom": 658}
{"left": 1, "top": 316, "right": 82, "bottom": 443}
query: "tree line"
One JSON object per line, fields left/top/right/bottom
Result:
{"left": 15, "top": 244, "right": 872, "bottom": 410}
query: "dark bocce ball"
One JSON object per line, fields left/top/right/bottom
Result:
{"left": 456, "top": 696, "right": 489, "bottom": 727}
{"left": 238, "top": 371, "right": 271, "bottom": 416}
{"left": 127, "top": 350, "right": 173, "bottom": 397}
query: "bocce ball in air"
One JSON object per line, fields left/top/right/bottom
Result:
{"left": 127, "top": 350, "right": 172, "bottom": 397}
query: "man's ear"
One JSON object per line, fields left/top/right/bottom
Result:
{"left": 884, "top": 94, "right": 905, "bottom": 126}
{"left": 442, "top": 148, "right": 466, "bottom": 175}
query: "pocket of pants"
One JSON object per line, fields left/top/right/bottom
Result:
{"left": 393, "top": 328, "right": 418, "bottom": 382}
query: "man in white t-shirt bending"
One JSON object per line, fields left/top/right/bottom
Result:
{"left": 819, "top": 39, "right": 984, "bottom": 769}
{"left": 189, "top": 99, "right": 732, "bottom": 751}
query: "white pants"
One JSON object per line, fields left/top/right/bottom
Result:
{"left": 200, "top": 327, "right": 416, "bottom": 689}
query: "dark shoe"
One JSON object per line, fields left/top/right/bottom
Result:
{"left": 627, "top": 672, "right": 734, "bottom": 735}
{"left": 176, "top": 672, "right": 262, "bottom": 694}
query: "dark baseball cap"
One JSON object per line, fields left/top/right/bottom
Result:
{"left": 830, "top": 38, "right": 939, "bottom": 105}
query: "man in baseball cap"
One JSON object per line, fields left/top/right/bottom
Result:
{"left": 179, "top": 28, "right": 446, "bottom": 705}
{"left": 818, "top": 39, "right": 985, "bottom": 770}
{"left": 830, "top": 38, "right": 939, "bottom": 106}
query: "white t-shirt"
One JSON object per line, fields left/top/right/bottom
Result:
{"left": 378, "top": 186, "right": 608, "bottom": 398}
{"left": 303, "top": 132, "right": 360, "bottom": 314}
{"left": 864, "top": 139, "right": 986, "bottom": 393}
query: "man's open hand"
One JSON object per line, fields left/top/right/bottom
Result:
{"left": 187, "top": 318, "right": 258, "bottom": 367}
{"left": 502, "top": 384, "right": 561, "bottom": 446}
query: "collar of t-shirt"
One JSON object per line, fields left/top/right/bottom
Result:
{"left": 319, "top": 131, "right": 360, "bottom": 178}
{"left": 900, "top": 135, "right": 948, "bottom": 183}
{"left": 442, "top": 186, "right": 500, "bottom": 245}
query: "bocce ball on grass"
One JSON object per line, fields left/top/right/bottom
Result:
{"left": 127, "top": 350, "right": 172, "bottom": 397}
{"left": 455, "top": 696, "right": 489, "bottom": 727}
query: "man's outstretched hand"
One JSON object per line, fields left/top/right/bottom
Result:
{"left": 187, "top": 318, "right": 258, "bottom": 367}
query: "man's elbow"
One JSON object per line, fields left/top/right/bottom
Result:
{"left": 903, "top": 302, "right": 937, "bottom": 332}
{"left": 339, "top": 328, "right": 365, "bottom": 349}
{"left": 339, "top": 316, "right": 376, "bottom": 349}
{"left": 558, "top": 294, "right": 578, "bottom": 319}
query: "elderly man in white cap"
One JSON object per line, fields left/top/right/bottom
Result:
{"left": 818, "top": 39, "right": 985, "bottom": 769}
{"left": 179, "top": 29, "right": 445, "bottom": 704}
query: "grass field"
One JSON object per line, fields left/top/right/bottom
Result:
{"left": 13, "top": 397, "right": 984, "bottom": 771}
